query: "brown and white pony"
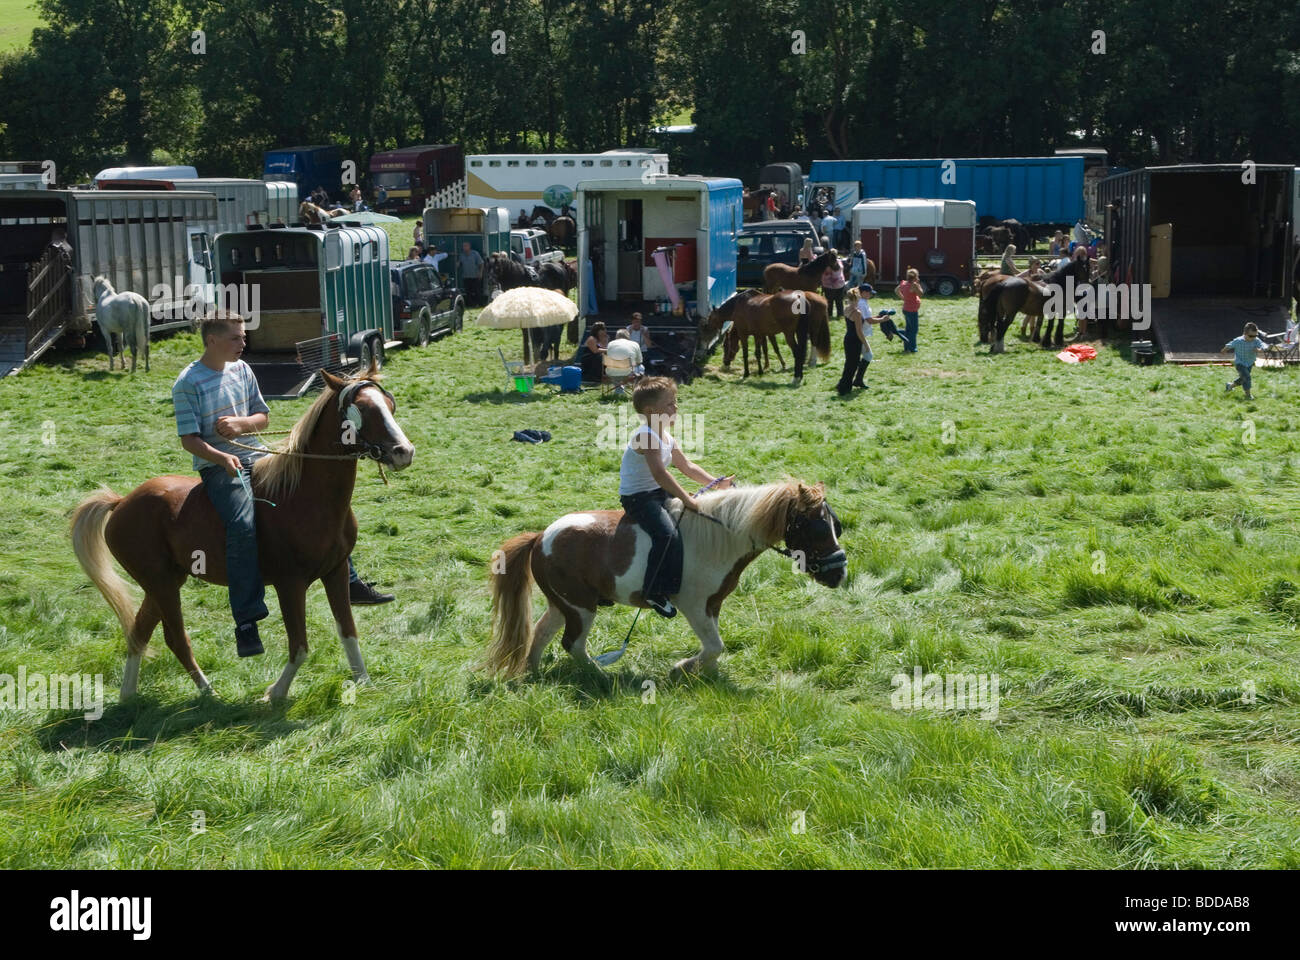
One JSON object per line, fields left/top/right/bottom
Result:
{"left": 70, "top": 366, "right": 413, "bottom": 703}
{"left": 487, "top": 481, "right": 846, "bottom": 679}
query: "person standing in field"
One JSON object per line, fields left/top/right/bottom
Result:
{"left": 459, "top": 241, "right": 485, "bottom": 305}
{"left": 895, "top": 267, "right": 922, "bottom": 354}
{"left": 821, "top": 249, "right": 848, "bottom": 319}
{"left": 847, "top": 240, "right": 869, "bottom": 288}
{"left": 1000, "top": 244, "right": 1018, "bottom": 275}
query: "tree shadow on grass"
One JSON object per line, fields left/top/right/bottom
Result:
{"left": 33, "top": 694, "right": 308, "bottom": 753}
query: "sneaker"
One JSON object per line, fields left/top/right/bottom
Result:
{"left": 1225, "top": 381, "right": 1235, "bottom": 392}
{"left": 646, "top": 596, "right": 676, "bottom": 618}
{"left": 350, "top": 579, "right": 395, "bottom": 605}
{"left": 235, "top": 621, "right": 264, "bottom": 658}
{"left": 1244, "top": 393, "right": 1254, "bottom": 401}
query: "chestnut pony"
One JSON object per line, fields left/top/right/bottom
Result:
{"left": 71, "top": 366, "right": 414, "bottom": 703}
{"left": 487, "top": 481, "right": 846, "bottom": 679}
{"left": 709, "top": 290, "right": 831, "bottom": 383}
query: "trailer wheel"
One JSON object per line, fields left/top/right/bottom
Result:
{"left": 359, "top": 333, "right": 385, "bottom": 371}
{"left": 935, "top": 276, "right": 958, "bottom": 296}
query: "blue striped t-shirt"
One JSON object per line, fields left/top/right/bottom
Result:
{"left": 172, "top": 359, "right": 269, "bottom": 472}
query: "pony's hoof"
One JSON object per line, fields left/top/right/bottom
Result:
{"left": 791, "top": 376, "right": 803, "bottom": 387}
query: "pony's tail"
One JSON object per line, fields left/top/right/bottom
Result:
{"left": 487, "top": 532, "right": 541, "bottom": 677}
{"left": 71, "top": 488, "right": 140, "bottom": 654}
{"left": 812, "top": 305, "right": 831, "bottom": 362}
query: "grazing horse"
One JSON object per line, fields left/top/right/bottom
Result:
{"left": 536, "top": 259, "right": 577, "bottom": 298}
{"left": 70, "top": 366, "right": 414, "bottom": 703}
{"left": 92, "top": 276, "right": 150, "bottom": 373}
{"left": 548, "top": 215, "right": 576, "bottom": 248}
{"left": 712, "top": 289, "right": 831, "bottom": 382}
{"left": 487, "top": 481, "right": 846, "bottom": 679}
{"left": 977, "top": 255, "right": 1092, "bottom": 354}
{"left": 763, "top": 249, "right": 838, "bottom": 294}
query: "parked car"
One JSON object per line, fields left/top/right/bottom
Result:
{"left": 390, "top": 261, "right": 465, "bottom": 346}
{"left": 510, "top": 228, "right": 564, "bottom": 266}
{"left": 736, "top": 219, "right": 823, "bottom": 288}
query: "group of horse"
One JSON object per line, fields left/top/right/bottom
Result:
{"left": 707, "top": 249, "right": 873, "bottom": 383}
{"left": 974, "top": 251, "right": 1094, "bottom": 354}
{"left": 72, "top": 363, "right": 847, "bottom": 698}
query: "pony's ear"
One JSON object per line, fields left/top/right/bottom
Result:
{"left": 320, "top": 369, "right": 345, "bottom": 393}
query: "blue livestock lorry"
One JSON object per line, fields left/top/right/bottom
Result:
{"left": 804, "top": 157, "right": 1085, "bottom": 232}
{"left": 263, "top": 146, "right": 343, "bottom": 202}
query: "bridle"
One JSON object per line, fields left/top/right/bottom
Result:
{"left": 699, "top": 497, "right": 847, "bottom": 577}
{"left": 336, "top": 379, "right": 396, "bottom": 463}
{"left": 772, "top": 501, "right": 847, "bottom": 576}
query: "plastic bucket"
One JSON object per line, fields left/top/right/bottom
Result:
{"left": 514, "top": 375, "right": 534, "bottom": 393}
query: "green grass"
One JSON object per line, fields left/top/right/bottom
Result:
{"left": 0, "top": 0, "right": 40, "bottom": 52}
{"left": 3, "top": 258, "right": 1300, "bottom": 867}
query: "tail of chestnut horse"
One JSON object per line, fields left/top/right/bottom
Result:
{"left": 71, "top": 488, "right": 141, "bottom": 653}
{"left": 487, "top": 531, "right": 542, "bottom": 677}
{"left": 810, "top": 304, "right": 831, "bottom": 362}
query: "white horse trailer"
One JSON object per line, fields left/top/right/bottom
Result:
{"left": 0, "top": 189, "right": 218, "bottom": 376}
{"left": 0, "top": 173, "right": 48, "bottom": 225}
{"left": 164, "top": 178, "right": 297, "bottom": 232}
{"left": 94, "top": 165, "right": 198, "bottom": 184}
{"left": 467, "top": 150, "right": 669, "bottom": 219}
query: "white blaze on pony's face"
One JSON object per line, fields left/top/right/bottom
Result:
{"left": 338, "top": 381, "right": 414, "bottom": 470}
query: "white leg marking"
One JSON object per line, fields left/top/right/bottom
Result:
{"left": 121, "top": 653, "right": 141, "bottom": 702}
{"left": 264, "top": 649, "right": 308, "bottom": 702}
{"left": 339, "top": 634, "right": 368, "bottom": 683}
{"left": 192, "top": 668, "right": 212, "bottom": 694}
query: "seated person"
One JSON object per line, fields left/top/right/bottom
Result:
{"left": 299, "top": 200, "right": 349, "bottom": 224}
{"left": 348, "top": 186, "right": 370, "bottom": 213}
{"left": 574, "top": 321, "right": 609, "bottom": 383}
{"left": 608, "top": 330, "right": 645, "bottom": 377}
{"left": 406, "top": 246, "right": 422, "bottom": 261}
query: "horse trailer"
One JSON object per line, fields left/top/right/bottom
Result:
{"left": 0, "top": 189, "right": 219, "bottom": 376}
{"left": 1096, "top": 164, "right": 1295, "bottom": 361}
{"left": 466, "top": 150, "right": 669, "bottom": 219}
{"left": 576, "top": 174, "right": 742, "bottom": 324}
{"left": 97, "top": 177, "right": 298, "bottom": 233}
{"left": 850, "top": 198, "right": 976, "bottom": 295}
{"left": 421, "top": 206, "right": 511, "bottom": 296}
{"left": 264, "top": 146, "right": 342, "bottom": 202}
{"left": 213, "top": 223, "right": 398, "bottom": 398}
{"left": 369, "top": 145, "right": 465, "bottom": 215}
{"left": 94, "top": 165, "right": 199, "bottom": 185}
{"left": 805, "top": 157, "right": 1085, "bottom": 231}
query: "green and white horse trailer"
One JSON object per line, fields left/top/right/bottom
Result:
{"left": 420, "top": 205, "right": 510, "bottom": 295}
{"left": 213, "top": 222, "right": 399, "bottom": 398}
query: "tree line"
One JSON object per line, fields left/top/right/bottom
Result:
{"left": 2, "top": 0, "right": 1298, "bottom": 188}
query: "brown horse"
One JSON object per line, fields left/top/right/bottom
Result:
{"left": 70, "top": 366, "right": 414, "bottom": 703}
{"left": 763, "top": 249, "right": 837, "bottom": 294}
{"left": 487, "top": 481, "right": 846, "bottom": 679}
{"left": 548, "top": 216, "right": 576, "bottom": 248}
{"left": 978, "top": 254, "right": 1092, "bottom": 353}
{"left": 714, "top": 289, "right": 831, "bottom": 382}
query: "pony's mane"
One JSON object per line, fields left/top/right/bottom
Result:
{"left": 674, "top": 480, "right": 826, "bottom": 559}
{"left": 799, "top": 249, "right": 835, "bottom": 276}
{"left": 252, "top": 364, "right": 383, "bottom": 499}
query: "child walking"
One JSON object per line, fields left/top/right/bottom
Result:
{"left": 1222, "top": 322, "right": 1268, "bottom": 400}
{"left": 619, "top": 377, "right": 732, "bottom": 618}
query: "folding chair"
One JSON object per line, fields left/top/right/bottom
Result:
{"left": 602, "top": 352, "right": 636, "bottom": 397}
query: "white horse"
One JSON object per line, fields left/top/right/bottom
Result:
{"left": 92, "top": 276, "right": 150, "bottom": 373}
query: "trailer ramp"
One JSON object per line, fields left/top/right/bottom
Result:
{"left": 1151, "top": 298, "right": 1292, "bottom": 363}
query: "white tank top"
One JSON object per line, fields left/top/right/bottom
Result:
{"left": 619, "top": 425, "right": 673, "bottom": 495}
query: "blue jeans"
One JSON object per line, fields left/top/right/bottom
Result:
{"left": 620, "top": 488, "right": 682, "bottom": 599}
{"left": 903, "top": 311, "right": 919, "bottom": 353}
{"left": 200, "top": 454, "right": 269, "bottom": 625}
{"left": 1233, "top": 362, "right": 1253, "bottom": 394}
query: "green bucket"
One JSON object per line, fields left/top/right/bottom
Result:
{"left": 514, "top": 375, "right": 534, "bottom": 393}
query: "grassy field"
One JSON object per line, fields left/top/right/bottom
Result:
{"left": 2, "top": 259, "right": 1300, "bottom": 868}
{"left": 0, "top": 0, "right": 39, "bottom": 51}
